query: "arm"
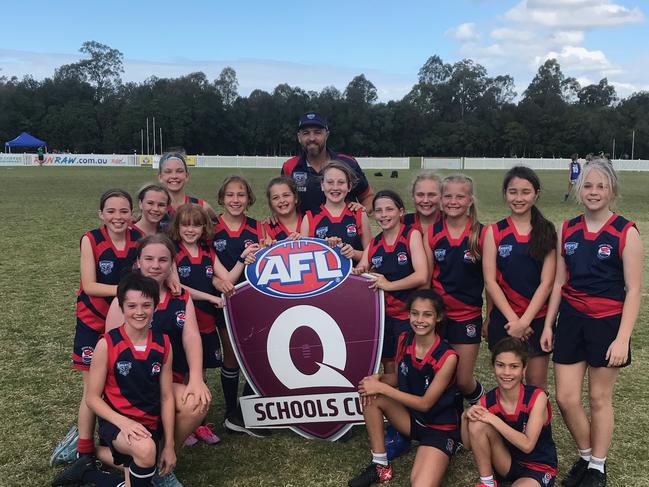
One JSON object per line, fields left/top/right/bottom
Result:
{"left": 353, "top": 246, "right": 370, "bottom": 275}
{"left": 180, "top": 285, "right": 223, "bottom": 308}
{"left": 299, "top": 215, "right": 311, "bottom": 237}
{"left": 80, "top": 235, "right": 117, "bottom": 297}
{"left": 541, "top": 226, "right": 565, "bottom": 352}
{"left": 212, "top": 244, "right": 260, "bottom": 285}
{"left": 104, "top": 297, "right": 124, "bottom": 332}
{"left": 158, "top": 347, "right": 176, "bottom": 475}
{"left": 518, "top": 249, "right": 556, "bottom": 324}
{"left": 180, "top": 297, "right": 211, "bottom": 411}
{"left": 482, "top": 225, "right": 519, "bottom": 324}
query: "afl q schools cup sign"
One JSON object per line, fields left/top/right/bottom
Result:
{"left": 224, "top": 238, "right": 384, "bottom": 441}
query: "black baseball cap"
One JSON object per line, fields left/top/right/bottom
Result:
{"left": 298, "top": 112, "right": 328, "bottom": 130}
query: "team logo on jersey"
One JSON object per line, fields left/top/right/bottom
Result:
{"left": 227, "top": 238, "right": 383, "bottom": 441}
{"left": 214, "top": 239, "right": 227, "bottom": 252}
{"left": 498, "top": 244, "right": 513, "bottom": 258}
{"left": 400, "top": 361, "right": 409, "bottom": 376}
{"left": 597, "top": 243, "right": 613, "bottom": 260}
{"left": 434, "top": 249, "right": 446, "bottom": 262}
{"left": 151, "top": 362, "right": 162, "bottom": 375}
{"left": 315, "top": 226, "right": 329, "bottom": 239}
{"left": 175, "top": 310, "right": 186, "bottom": 328}
{"left": 397, "top": 252, "right": 409, "bottom": 265}
{"left": 244, "top": 239, "right": 255, "bottom": 248}
{"left": 465, "top": 323, "right": 477, "bottom": 338}
{"left": 178, "top": 266, "right": 191, "bottom": 278}
{"left": 293, "top": 172, "right": 307, "bottom": 187}
{"left": 371, "top": 256, "right": 383, "bottom": 268}
{"left": 245, "top": 238, "right": 352, "bottom": 299}
{"left": 446, "top": 438, "right": 455, "bottom": 453}
{"left": 346, "top": 224, "right": 358, "bottom": 238}
{"left": 205, "top": 265, "right": 214, "bottom": 278}
{"left": 99, "top": 260, "right": 114, "bottom": 275}
{"left": 81, "top": 346, "right": 94, "bottom": 365}
{"left": 116, "top": 361, "right": 132, "bottom": 376}
{"left": 542, "top": 472, "right": 552, "bottom": 485}
{"left": 564, "top": 241, "right": 579, "bottom": 255}
{"left": 463, "top": 250, "right": 475, "bottom": 263}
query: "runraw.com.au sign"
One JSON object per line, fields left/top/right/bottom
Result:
{"left": 225, "top": 238, "right": 384, "bottom": 440}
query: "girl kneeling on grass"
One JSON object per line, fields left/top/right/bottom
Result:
{"left": 462, "top": 337, "right": 557, "bottom": 487}
{"left": 348, "top": 289, "right": 460, "bottom": 487}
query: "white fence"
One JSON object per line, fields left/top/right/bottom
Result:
{"left": 1, "top": 153, "right": 139, "bottom": 166}
{"left": 196, "top": 155, "right": 409, "bottom": 169}
{"left": 422, "top": 157, "right": 649, "bottom": 172}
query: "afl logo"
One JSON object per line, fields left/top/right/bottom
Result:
{"left": 205, "top": 265, "right": 214, "bottom": 278}
{"left": 597, "top": 244, "right": 612, "bottom": 260}
{"left": 246, "top": 238, "right": 351, "bottom": 299}
{"left": 397, "top": 252, "right": 408, "bottom": 265}
{"left": 346, "top": 224, "right": 357, "bottom": 237}
{"left": 151, "top": 362, "right": 162, "bottom": 375}
{"left": 175, "top": 310, "right": 186, "bottom": 328}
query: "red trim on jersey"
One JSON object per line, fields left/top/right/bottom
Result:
{"left": 432, "top": 348, "right": 458, "bottom": 373}
{"left": 431, "top": 276, "right": 482, "bottom": 321}
{"left": 281, "top": 155, "right": 300, "bottom": 176}
{"left": 98, "top": 225, "right": 135, "bottom": 259}
{"left": 496, "top": 269, "right": 547, "bottom": 318}
{"left": 418, "top": 422, "right": 459, "bottom": 431}
{"left": 176, "top": 242, "right": 215, "bottom": 265}
{"left": 263, "top": 214, "right": 303, "bottom": 240}
{"left": 560, "top": 284, "right": 623, "bottom": 317}
{"left": 518, "top": 461, "right": 557, "bottom": 476}
{"left": 618, "top": 220, "right": 636, "bottom": 256}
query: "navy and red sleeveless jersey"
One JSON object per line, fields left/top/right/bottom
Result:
{"left": 76, "top": 226, "right": 143, "bottom": 332}
{"left": 368, "top": 224, "right": 419, "bottom": 320}
{"left": 150, "top": 289, "right": 190, "bottom": 377}
{"left": 212, "top": 214, "right": 262, "bottom": 283}
{"left": 493, "top": 217, "right": 548, "bottom": 319}
{"left": 159, "top": 195, "right": 206, "bottom": 230}
{"left": 263, "top": 215, "right": 303, "bottom": 241}
{"left": 560, "top": 214, "right": 635, "bottom": 318}
{"left": 481, "top": 384, "right": 557, "bottom": 476}
{"left": 304, "top": 205, "right": 364, "bottom": 250}
{"left": 428, "top": 219, "right": 485, "bottom": 321}
{"left": 174, "top": 242, "right": 218, "bottom": 334}
{"left": 403, "top": 212, "right": 441, "bottom": 234}
{"left": 103, "top": 326, "right": 170, "bottom": 431}
{"left": 395, "top": 333, "right": 459, "bottom": 431}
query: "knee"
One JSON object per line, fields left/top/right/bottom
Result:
{"left": 467, "top": 419, "right": 490, "bottom": 438}
{"left": 556, "top": 389, "right": 581, "bottom": 412}
{"left": 131, "top": 438, "right": 157, "bottom": 467}
{"left": 588, "top": 389, "right": 613, "bottom": 414}
{"left": 177, "top": 400, "right": 207, "bottom": 422}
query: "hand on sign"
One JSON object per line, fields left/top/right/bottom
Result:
{"left": 367, "top": 273, "right": 390, "bottom": 291}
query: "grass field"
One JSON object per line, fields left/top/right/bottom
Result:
{"left": 1, "top": 166, "right": 648, "bottom": 487}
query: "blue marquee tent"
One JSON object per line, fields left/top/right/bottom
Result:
{"left": 5, "top": 132, "right": 47, "bottom": 152}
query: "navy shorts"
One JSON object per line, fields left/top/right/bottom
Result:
{"left": 409, "top": 418, "right": 459, "bottom": 458}
{"left": 201, "top": 329, "right": 222, "bottom": 369}
{"left": 497, "top": 462, "right": 556, "bottom": 487}
{"left": 488, "top": 309, "right": 549, "bottom": 357}
{"left": 553, "top": 303, "right": 630, "bottom": 368}
{"left": 382, "top": 316, "right": 411, "bottom": 361}
{"left": 443, "top": 317, "right": 482, "bottom": 345}
{"left": 98, "top": 418, "right": 159, "bottom": 467}
{"left": 72, "top": 321, "right": 102, "bottom": 370}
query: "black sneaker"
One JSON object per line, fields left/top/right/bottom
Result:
{"left": 561, "top": 458, "right": 588, "bottom": 487}
{"left": 51, "top": 455, "right": 97, "bottom": 486}
{"left": 223, "top": 413, "right": 271, "bottom": 438}
{"left": 348, "top": 462, "right": 393, "bottom": 487}
{"left": 580, "top": 468, "right": 606, "bottom": 487}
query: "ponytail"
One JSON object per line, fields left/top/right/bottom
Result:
{"left": 529, "top": 205, "right": 557, "bottom": 261}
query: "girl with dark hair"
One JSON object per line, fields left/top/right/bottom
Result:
{"left": 132, "top": 184, "right": 171, "bottom": 236}
{"left": 483, "top": 166, "right": 556, "bottom": 390}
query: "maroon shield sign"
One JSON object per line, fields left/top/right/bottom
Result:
{"left": 224, "top": 239, "right": 384, "bottom": 440}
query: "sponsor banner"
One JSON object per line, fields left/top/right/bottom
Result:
{"left": 28, "top": 154, "right": 134, "bottom": 166}
{"left": 225, "top": 238, "right": 384, "bottom": 441}
{"left": 0, "top": 154, "right": 24, "bottom": 166}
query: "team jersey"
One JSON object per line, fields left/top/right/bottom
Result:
{"left": 150, "top": 289, "right": 190, "bottom": 377}
{"left": 395, "top": 333, "right": 459, "bottom": 431}
{"left": 159, "top": 195, "right": 206, "bottom": 230}
{"left": 482, "top": 385, "right": 557, "bottom": 476}
{"left": 174, "top": 242, "right": 218, "bottom": 334}
{"left": 212, "top": 214, "right": 262, "bottom": 284}
{"left": 492, "top": 217, "right": 548, "bottom": 319}
{"left": 569, "top": 161, "right": 581, "bottom": 181}
{"left": 103, "top": 326, "right": 170, "bottom": 430}
{"left": 560, "top": 214, "right": 635, "bottom": 318}
{"left": 428, "top": 219, "right": 485, "bottom": 321}
{"left": 403, "top": 212, "right": 441, "bottom": 234}
{"left": 368, "top": 224, "right": 419, "bottom": 320}
{"left": 263, "top": 215, "right": 303, "bottom": 241}
{"left": 76, "top": 226, "right": 143, "bottom": 332}
{"left": 304, "top": 205, "right": 364, "bottom": 250}
{"left": 281, "top": 149, "right": 372, "bottom": 214}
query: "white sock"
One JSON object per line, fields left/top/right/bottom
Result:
{"left": 371, "top": 451, "right": 388, "bottom": 466}
{"left": 579, "top": 447, "right": 592, "bottom": 462}
{"left": 479, "top": 475, "right": 495, "bottom": 487}
{"left": 588, "top": 456, "right": 606, "bottom": 473}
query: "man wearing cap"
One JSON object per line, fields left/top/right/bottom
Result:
{"left": 281, "top": 112, "right": 373, "bottom": 214}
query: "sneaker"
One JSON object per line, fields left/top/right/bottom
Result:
{"left": 183, "top": 432, "right": 198, "bottom": 447}
{"left": 195, "top": 423, "right": 221, "bottom": 445}
{"left": 474, "top": 481, "right": 498, "bottom": 487}
{"left": 51, "top": 455, "right": 96, "bottom": 486}
{"left": 223, "top": 414, "right": 270, "bottom": 438}
{"left": 580, "top": 468, "right": 607, "bottom": 487}
{"left": 49, "top": 425, "right": 79, "bottom": 467}
{"left": 152, "top": 471, "right": 185, "bottom": 487}
{"left": 348, "top": 462, "right": 393, "bottom": 487}
{"left": 385, "top": 425, "right": 410, "bottom": 461}
{"left": 561, "top": 458, "right": 589, "bottom": 487}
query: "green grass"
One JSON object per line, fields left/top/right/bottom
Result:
{"left": 1, "top": 166, "right": 648, "bottom": 486}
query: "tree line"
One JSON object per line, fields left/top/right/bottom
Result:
{"left": 1, "top": 41, "right": 648, "bottom": 159}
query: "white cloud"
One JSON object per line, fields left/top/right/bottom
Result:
{"left": 491, "top": 28, "right": 535, "bottom": 42}
{"left": 445, "top": 22, "right": 480, "bottom": 41}
{"left": 549, "top": 30, "right": 585, "bottom": 45}
{"left": 537, "top": 46, "right": 611, "bottom": 72}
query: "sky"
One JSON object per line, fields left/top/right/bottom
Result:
{"left": 0, "top": 0, "right": 646, "bottom": 101}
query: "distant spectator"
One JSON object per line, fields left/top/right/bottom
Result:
{"left": 565, "top": 153, "right": 581, "bottom": 201}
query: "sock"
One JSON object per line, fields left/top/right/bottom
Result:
{"left": 82, "top": 470, "right": 125, "bottom": 487}
{"left": 479, "top": 475, "right": 495, "bottom": 487}
{"left": 221, "top": 366, "right": 240, "bottom": 416}
{"left": 128, "top": 463, "right": 156, "bottom": 487}
{"left": 464, "top": 381, "right": 485, "bottom": 405}
{"left": 579, "top": 447, "right": 592, "bottom": 462}
{"left": 588, "top": 456, "right": 606, "bottom": 474}
{"left": 77, "top": 437, "right": 95, "bottom": 456}
{"left": 371, "top": 451, "right": 388, "bottom": 467}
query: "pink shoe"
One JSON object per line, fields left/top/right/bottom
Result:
{"left": 184, "top": 432, "right": 198, "bottom": 447}
{"left": 195, "top": 423, "right": 221, "bottom": 445}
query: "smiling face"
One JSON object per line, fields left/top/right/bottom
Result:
{"left": 493, "top": 351, "right": 525, "bottom": 391}
{"left": 373, "top": 196, "right": 404, "bottom": 231}
{"left": 579, "top": 168, "right": 613, "bottom": 212}
{"left": 297, "top": 127, "right": 328, "bottom": 159}
{"left": 122, "top": 290, "right": 155, "bottom": 331}
{"left": 321, "top": 167, "right": 350, "bottom": 204}
{"left": 179, "top": 221, "right": 204, "bottom": 246}
{"left": 99, "top": 196, "right": 132, "bottom": 235}
{"left": 158, "top": 158, "right": 188, "bottom": 194}
{"left": 222, "top": 181, "right": 249, "bottom": 217}
{"left": 269, "top": 183, "right": 298, "bottom": 217}
{"left": 413, "top": 179, "right": 441, "bottom": 218}
{"left": 139, "top": 190, "right": 169, "bottom": 225}
{"left": 441, "top": 181, "right": 473, "bottom": 219}
{"left": 505, "top": 177, "right": 538, "bottom": 216}
{"left": 408, "top": 298, "right": 442, "bottom": 337}
{"left": 137, "top": 243, "right": 173, "bottom": 284}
